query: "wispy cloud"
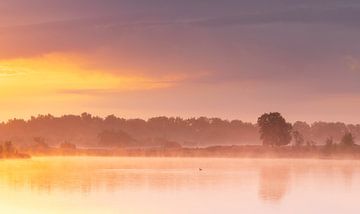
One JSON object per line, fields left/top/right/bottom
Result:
{"left": 189, "top": 6, "right": 360, "bottom": 27}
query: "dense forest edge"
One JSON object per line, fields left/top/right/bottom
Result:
{"left": 0, "top": 112, "right": 359, "bottom": 159}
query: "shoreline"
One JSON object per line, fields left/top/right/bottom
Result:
{"left": 17, "top": 145, "right": 360, "bottom": 160}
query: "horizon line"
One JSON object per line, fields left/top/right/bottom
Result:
{"left": 1, "top": 112, "right": 359, "bottom": 126}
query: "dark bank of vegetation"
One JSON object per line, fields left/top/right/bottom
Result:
{"left": 0, "top": 141, "right": 30, "bottom": 159}
{"left": 0, "top": 113, "right": 259, "bottom": 147}
{"left": 0, "top": 112, "right": 360, "bottom": 159}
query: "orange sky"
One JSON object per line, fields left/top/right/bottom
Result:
{"left": 1, "top": 0, "right": 360, "bottom": 123}
{"left": 0, "top": 53, "right": 185, "bottom": 120}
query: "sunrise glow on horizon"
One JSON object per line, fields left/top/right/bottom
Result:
{"left": 0, "top": 0, "right": 359, "bottom": 123}
{"left": 1, "top": 2, "right": 360, "bottom": 214}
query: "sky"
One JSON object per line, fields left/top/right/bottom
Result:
{"left": 0, "top": 0, "right": 360, "bottom": 123}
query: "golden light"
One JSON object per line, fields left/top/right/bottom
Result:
{"left": 0, "top": 53, "right": 175, "bottom": 98}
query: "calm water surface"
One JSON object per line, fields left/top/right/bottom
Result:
{"left": 0, "top": 157, "right": 359, "bottom": 214}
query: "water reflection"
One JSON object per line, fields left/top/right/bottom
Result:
{"left": 0, "top": 157, "right": 360, "bottom": 213}
{"left": 258, "top": 165, "right": 290, "bottom": 202}
{"left": 0, "top": 157, "right": 254, "bottom": 194}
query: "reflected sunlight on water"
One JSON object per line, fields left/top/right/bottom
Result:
{"left": 0, "top": 157, "right": 359, "bottom": 214}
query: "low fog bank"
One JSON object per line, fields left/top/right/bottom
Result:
{"left": 0, "top": 113, "right": 358, "bottom": 149}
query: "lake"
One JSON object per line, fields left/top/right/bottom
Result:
{"left": 0, "top": 157, "right": 359, "bottom": 214}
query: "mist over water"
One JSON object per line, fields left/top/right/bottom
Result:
{"left": 0, "top": 157, "right": 359, "bottom": 214}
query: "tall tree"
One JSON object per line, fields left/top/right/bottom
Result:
{"left": 341, "top": 132, "right": 355, "bottom": 147}
{"left": 257, "top": 112, "right": 292, "bottom": 146}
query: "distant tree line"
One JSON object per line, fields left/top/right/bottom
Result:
{"left": 257, "top": 112, "right": 357, "bottom": 147}
{"left": 292, "top": 121, "right": 359, "bottom": 145}
{"left": 0, "top": 113, "right": 259, "bottom": 147}
{"left": 0, "top": 113, "right": 358, "bottom": 148}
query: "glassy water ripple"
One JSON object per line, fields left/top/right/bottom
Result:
{"left": 0, "top": 157, "right": 359, "bottom": 214}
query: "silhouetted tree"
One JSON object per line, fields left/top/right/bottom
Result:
{"left": 1, "top": 113, "right": 359, "bottom": 148}
{"left": 341, "top": 133, "right": 355, "bottom": 147}
{"left": 3, "top": 141, "right": 15, "bottom": 157}
{"left": 31, "top": 137, "right": 50, "bottom": 153}
{"left": 311, "top": 122, "right": 347, "bottom": 143}
{"left": 325, "top": 137, "right": 334, "bottom": 147}
{"left": 3, "top": 141, "right": 14, "bottom": 154}
{"left": 98, "top": 130, "right": 136, "bottom": 148}
{"left": 293, "top": 121, "right": 311, "bottom": 142}
{"left": 292, "top": 130, "right": 304, "bottom": 147}
{"left": 60, "top": 141, "right": 77, "bottom": 150}
{"left": 33, "top": 137, "right": 49, "bottom": 148}
{"left": 257, "top": 112, "right": 292, "bottom": 147}
{"left": 306, "top": 140, "right": 316, "bottom": 147}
